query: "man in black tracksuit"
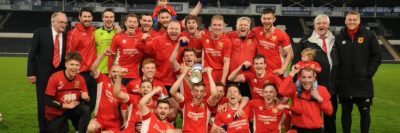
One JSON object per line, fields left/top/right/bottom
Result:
{"left": 335, "top": 11, "right": 382, "bottom": 133}
{"left": 293, "top": 14, "right": 338, "bottom": 133}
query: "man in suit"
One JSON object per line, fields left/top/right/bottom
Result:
{"left": 27, "top": 12, "right": 68, "bottom": 133}
{"left": 293, "top": 14, "right": 338, "bottom": 133}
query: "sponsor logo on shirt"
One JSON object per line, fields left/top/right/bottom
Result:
{"left": 122, "top": 49, "right": 140, "bottom": 56}
{"left": 105, "top": 89, "right": 118, "bottom": 103}
{"left": 205, "top": 48, "right": 221, "bottom": 57}
{"left": 57, "top": 81, "right": 64, "bottom": 90}
{"left": 259, "top": 40, "right": 276, "bottom": 49}
{"left": 188, "top": 111, "right": 205, "bottom": 121}
{"left": 257, "top": 114, "right": 278, "bottom": 125}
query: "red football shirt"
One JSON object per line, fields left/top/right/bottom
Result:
{"left": 125, "top": 78, "right": 168, "bottom": 96}
{"left": 110, "top": 32, "right": 144, "bottom": 79}
{"left": 248, "top": 99, "right": 289, "bottom": 133}
{"left": 226, "top": 31, "right": 257, "bottom": 73}
{"left": 124, "top": 94, "right": 158, "bottom": 132}
{"left": 94, "top": 73, "right": 123, "bottom": 128}
{"left": 67, "top": 23, "right": 97, "bottom": 72}
{"left": 200, "top": 34, "right": 232, "bottom": 70}
{"left": 45, "top": 71, "right": 88, "bottom": 121}
{"left": 243, "top": 71, "right": 282, "bottom": 100}
{"left": 214, "top": 105, "right": 252, "bottom": 133}
{"left": 141, "top": 111, "right": 175, "bottom": 133}
{"left": 142, "top": 35, "right": 179, "bottom": 86}
{"left": 253, "top": 27, "right": 291, "bottom": 73}
{"left": 180, "top": 99, "right": 211, "bottom": 133}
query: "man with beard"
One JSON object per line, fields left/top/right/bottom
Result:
{"left": 87, "top": 49, "right": 126, "bottom": 133}
{"left": 67, "top": 7, "right": 98, "bottom": 112}
{"left": 226, "top": 16, "right": 257, "bottom": 98}
{"left": 109, "top": 13, "right": 144, "bottom": 85}
{"left": 114, "top": 74, "right": 169, "bottom": 132}
{"left": 293, "top": 14, "right": 338, "bottom": 133}
{"left": 247, "top": 83, "right": 290, "bottom": 133}
{"left": 279, "top": 65, "right": 333, "bottom": 133}
{"left": 253, "top": 8, "right": 293, "bottom": 76}
{"left": 94, "top": 8, "right": 122, "bottom": 75}
{"left": 27, "top": 12, "right": 68, "bottom": 133}
{"left": 228, "top": 54, "right": 282, "bottom": 100}
{"left": 200, "top": 15, "right": 232, "bottom": 84}
{"left": 138, "top": 13, "right": 157, "bottom": 35}
{"left": 45, "top": 52, "right": 90, "bottom": 133}
{"left": 169, "top": 67, "right": 219, "bottom": 132}
{"left": 212, "top": 85, "right": 251, "bottom": 133}
{"left": 335, "top": 11, "right": 381, "bottom": 133}
{"left": 138, "top": 20, "right": 182, "bottom": 91}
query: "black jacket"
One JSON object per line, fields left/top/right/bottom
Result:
{"left": 293, "top": 31, "right": 339, "bottom": 95}
{"left": 27, "top": 27, "right": 66, "bottom": 88}
{"left": 335, "top": 27, "right": 382, "bottom": 98}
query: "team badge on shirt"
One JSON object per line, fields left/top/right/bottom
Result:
{"left": 254, "top": 79, "right": 257, "bottom": 84}
{"left": 74, "top": 81, "right": 80, "bottom": 88}
{"left": 123, "top": 39, "right": 126, "bottom": 44}
{"left": 206, "top": 39, "right": 210, "bottom": 44}
{"left": 218, "top": 42, "right": 223, "bottom": 48}
{"left": 57, "top": 81, "right": 64, "bottom": 90}
{"left": 227, "top": 114, "right": 232, "bottom": 119}
{"left": 247, "top": 39, "right": 252, "bottom": 45}
{"left": 271, "top": 36, "right": 277, "bottom": 41}
{"left": 358, "top": 37, "right": 364, "bottom": 44}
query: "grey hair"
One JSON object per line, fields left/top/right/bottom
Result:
{"left": 51, "top": 12, "right": 66, "bottom": 23}
{"left": 314, "top": 14, "right": 330, "bottom": 25}
{"left": 236, "top": 17, "right": 251, "bottom": 29}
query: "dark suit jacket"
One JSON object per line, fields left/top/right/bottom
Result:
{"left": 27, "top": 27, "right": 66, "bottom": 88}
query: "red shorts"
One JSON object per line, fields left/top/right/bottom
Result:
{"left": 96, "top": 118, "right": 121, "bottom": 133}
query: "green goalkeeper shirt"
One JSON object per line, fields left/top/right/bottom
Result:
{"left": 94, "top": 27, "right": 116, "bottom": 74}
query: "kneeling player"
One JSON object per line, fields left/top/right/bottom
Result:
{"left": 45, "top": 52, "right": 91, "bottom": 133}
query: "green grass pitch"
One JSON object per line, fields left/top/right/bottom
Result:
{"left": 0, "top": 57, "right": 399, "bottom": 132}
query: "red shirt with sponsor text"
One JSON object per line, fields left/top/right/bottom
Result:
{"left": 248, "top": 99, "right": 289, "bottom": 133}
{"left": 67, "top": 23, "right": 97, "bottom": 72}
{"left": 253, "top": 27, "right": 291, "bottom": 73}
{"left": 110, "top": 32, "right": 144, "bottom": 79}
{"left": 180, "top": 99, "right": 211, "bottom": 133}
{"left": 214, "top": 105, "right": 252, "bottom": 133}
{"left": 243, "top": 71, "right": 282, "bottom": 100}
{"left": 137, "top": 35, "right": 179, "bottom": 85}
{"left": 94, "top": 73, "right": 124, "bottom": 128}
{"left": 45, "top": 71, "right": 88, "bottom": 121}
{"left": 226, "top": 31, "right": 257, "bottom": 73}
{"left": 200, "top": 33, "right": 232, "bottom": 70}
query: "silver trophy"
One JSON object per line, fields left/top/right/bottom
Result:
{"left": 190, "top": 64, "right": 203, "bottom": 83}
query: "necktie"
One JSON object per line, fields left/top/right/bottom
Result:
{"left": 53, "top": 33, "right": 60, "bottom": 68}
{"left": 320, "top": 36, "right": 328, "bottom": 54}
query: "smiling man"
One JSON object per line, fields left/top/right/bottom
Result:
{"left": 67, "top": 7, "right": 98, "bottom": 112}
{"left": 253, "top": 9, "right": 293, "bottom": 76}
{"left": 335, "top": 11, "right": 382, "bottom": 133}
{"left": 109, "top": 13, "right": 144, "bottom": 85}
{"left": 94, "top": 8, "right": 121, "bottom": 75}
{"left": 292, "top": 14, "right": 338, "bottom": 133}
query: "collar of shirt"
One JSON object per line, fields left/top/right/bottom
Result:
{"left": 346, "top": 25, "right": 360, "bottom": 41}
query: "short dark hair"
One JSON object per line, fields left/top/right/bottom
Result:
{"left": 193, "top": 82, "right": 206, "bottom": 88}
{"left": 215, "top": 82, "right": 225, "bottom": 88}
{"left": 253, "top": 54, "right": 266, "bottom": 63}
{"left": 226, "top": 84, "right": 241, "bottom": 95}
{"left": 140, "top": 13, "right": 153, "bottom": 20}
{"left": 263, "top": 82, "right": 277, "bottom": 92}
{"left": 79, "top": 7, "right": 93, "bottom": 16}
{"left": 65, "top": 51, "right": 82, "bottom": 62}
{"left": 183, "top": 47, "right": 196, "bottom": 55}
{"left": 102, "top": 8, "right": 114, "bottom": 17}
{"left": 124, "top": 13, "right": 139, "bottom": 23}
{"left": 158, "top": 8, "right": 171, "bottom": 16}
{"left": 185, "top": 15, "right": 200, "bottom": 28}
{"left": 157, "top": 99, "right": 170, "bottom": 107}
{"left": 141, "top": 79, "right": 153, "bottom": 88}
{"left": 261, "top": 8, "right": 275, "bottom": 16}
